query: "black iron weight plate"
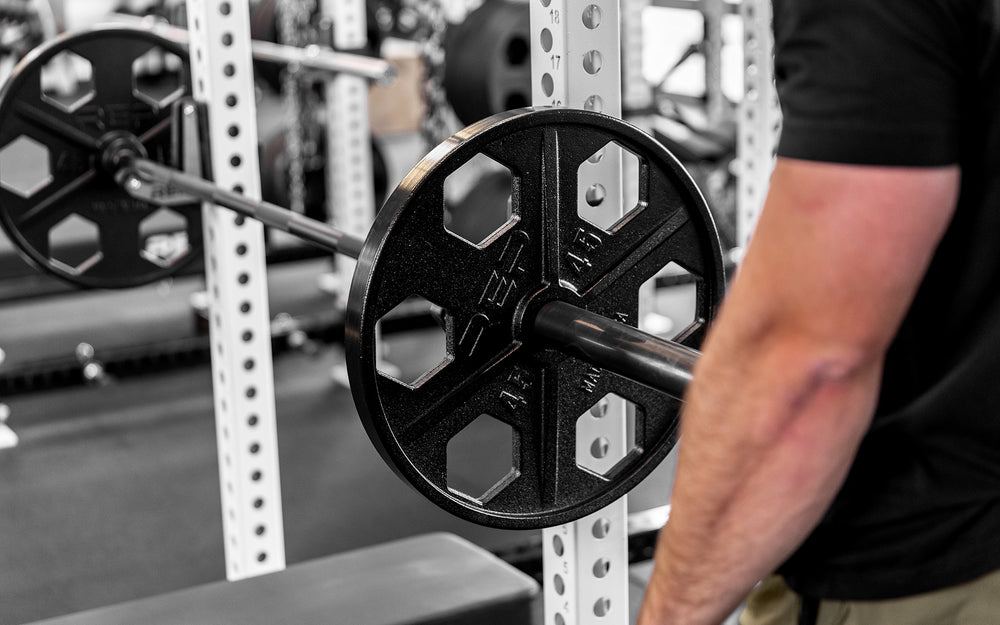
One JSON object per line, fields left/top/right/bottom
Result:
{"left": 443, "top": 0, "right": 532, "bottom": 125}
{"left": 346, "top": 108, "right": 726, "bottom": 529}
{"left": 0, "top": 26, "right": 201, "bottom": 289}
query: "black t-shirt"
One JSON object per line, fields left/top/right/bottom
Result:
{"left": 771, "top": 0, "right": 1000, "bottom": 601}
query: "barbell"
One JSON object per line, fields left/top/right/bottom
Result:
{"left": 0, "top": 26, "right": 725, "bottom": 528}
{"left": 110, "top": 14, "right": 396, "bottom": 85}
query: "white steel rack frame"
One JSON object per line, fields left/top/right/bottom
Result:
{"left": 736, "top": 0, "right": 779, "bottom": 246}
{"left": 182, "top": 0, "right": 780, "bottom": 610}
{"left": 186, "top": 0, "right": 286, "bottom": 580}
{"left": 531, "top": 1, "right": 630, "bottom": 624}
{"left": 323, "top": 0, "right": 376, "bottom": 298}
{"left": 531, "top": 0, "right": 779, "bottom": 622}
{"left": 702, "top": 0, "right": 726, "bottom": 125}
{"left": 621, "top": 0, "right": 651, "bottom": 112}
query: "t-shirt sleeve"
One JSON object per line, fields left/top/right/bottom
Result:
{"left": 773, "top": 0, "right": 967, "bottom": 166}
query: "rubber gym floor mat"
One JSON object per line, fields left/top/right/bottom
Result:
{"left": 0, "top": 346, "right": 675, "bottom": 624}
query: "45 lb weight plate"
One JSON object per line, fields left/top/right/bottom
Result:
{"left": 347, "top": 107, "right": 725, "bottom": 529}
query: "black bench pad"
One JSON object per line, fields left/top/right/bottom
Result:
{"left": 28, "top": 533, "right": 539, "bottom": 625}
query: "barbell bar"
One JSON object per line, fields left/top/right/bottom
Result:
{"left": 116, "top": 130, "right": 700, "bottom": 405}
{"left": 112, "top": 15, "right": 396, "bottom": 85}
{"left": 0, "top": 26, "right": 725, "bottom": 528}
{"left": 122, "top": 155, "right": 366, "bottom": 258}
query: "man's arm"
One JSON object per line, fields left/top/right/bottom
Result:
{"left": 636, "top": 158, "right": 960, "bottom": 625}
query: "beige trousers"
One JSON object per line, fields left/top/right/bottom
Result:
{"left": 739, "top": 569, "right": 1000, "bottom": 625}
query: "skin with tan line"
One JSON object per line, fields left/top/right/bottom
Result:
{"left": 636, "top": 158, "right": 961, "bottom": 625}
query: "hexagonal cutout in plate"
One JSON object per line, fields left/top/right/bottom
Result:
{"left": 132, "top": 46, "right": 186, "bottom": 110}
{"left": 443, "top": 153, "right": 517, "bottom": 248}
{"left": 639, "top": 261, "right": 700, "bottom": 339}
{"left": 447, "top": 413, "right": 517, "bottom": 502}
{"left": 576, "top": 392, "right": 640, "bottom": 477}
{"left": 40, "top": 50, "right": 95, "bottom": 113}
{"left": 139, "top": 207, "right": 191, "bottom": 268}
{"left": 375, "top": 295, "right": 451, "bottom": 387}
{"left": 506, "top": 33, "right": 530, "bottom": 66}
{"left": 49, "top": 214, "right": 102, "bottom": 275}
{"left": 0, "top": 135, "right": 52, "bottom": 198}
{"left": 577, "top": 141, "right": 642, "bottom": 232}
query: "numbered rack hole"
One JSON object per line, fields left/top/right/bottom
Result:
{"left": 552, "top": 534, "right": 564, "bottom": 556}
{"left": 446, "top": 414, "right": 517, "bottom": 502}
{"left": 375, "top": 295, "right": 451, "bottom": 387}
{"left": 594, "top": 597, "right": 611, "bottom": 617}
{"left": 577, "top": 142, "right": 642, "bottom": 232}
{"left": 443, "top": 153, "right": 517, "bottom": 249}
{"left": 139, "top": 207, "right": 191, "bottom": 268}
{"left": 584, "top": 95, "right": 603, "bottom": 113}
{"left": 132, "top": 46, "right": 186, "bottom": 110}
{"left": 639, "top": 261, "right": 701, "bottom": 340}
{"left": 541, "top": 73, "right": 554, "bottom": 97}
{"left": 592, "top": 517, "right": 611, "bottom": 538}
{"left": 40, "top": 50, "right": 94, "bottom": 113}
{"left": 576, "top": 393, "right": 639, "bottom": 477}
{"left": 540, "top": 28, "right": 553, "bottom": 52}
{"left": 582, "top": 50, "right": 603, "bottom": 75}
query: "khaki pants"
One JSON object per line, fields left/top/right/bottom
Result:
{"left": 740, "top": 569, "right": 1000, "bottom": 625}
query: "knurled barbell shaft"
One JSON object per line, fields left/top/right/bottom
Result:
{"left": 127, "top": 157, "right": 365, "bottom": 258}
{"left": 113, "top": 17, "right": 396, "bottom": 85}
{"left": 127, "top": 157, "right": 699, "bottom": 398}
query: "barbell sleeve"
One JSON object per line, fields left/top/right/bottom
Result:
{"left": 251, "top": 40, "right": 396, "bottom": 86}
{"left": 110, "top": 16, "right": 396, "bottom": 85}
{"left": 533, "top": 300, "right": 699, "bottom": 399}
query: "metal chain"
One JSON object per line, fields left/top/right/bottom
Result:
{"left": 407, "top": 0, "right": 452, "bottom": 148}
{"left": 278, "top": 0, "right": 317, "bottom": 214}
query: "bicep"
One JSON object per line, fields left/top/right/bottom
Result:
{"left": 726, "top": 158, "right": 960, "bottom": 358}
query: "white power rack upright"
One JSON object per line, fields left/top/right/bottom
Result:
{"left": 323, "top": 0, "right": 375, "bottom": 297}
{"left": 185, "top": 0, "right": 286, "bottom": 580}
{"left": 531, "top": 0, "right": 780, "bottom": 623}
{"left": 736, "top": 0, "right": 779, "bottom": 246}
{"left": 182, "top": 0, "right": 781, "bottom": 611}
{"left": 530, "top": 1, "right": 630, "bottom": 624}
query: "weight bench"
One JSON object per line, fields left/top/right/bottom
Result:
{"left": 27, "top": 533, "right": 540, "bottom": 625}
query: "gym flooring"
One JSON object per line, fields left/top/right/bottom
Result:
{"left": 0, "top": 288, "right": 678, "bottom": 624}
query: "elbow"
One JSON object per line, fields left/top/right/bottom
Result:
{"left": 772, "top": 308, "right": 891, "bottom": 386}
{"left": 743, "top": 330, "right": 883, "bottom": 446}
{"left": 806, "top": 342, "right": 877, "bottom": 387}
{"left": 783, "top": 330, "right": 883, "bottom": 403}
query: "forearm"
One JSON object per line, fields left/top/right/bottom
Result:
{"left": 635, "top": 160, "right": 957, "bottom": 625}
{"left": 637, "top": 321, "right": 882, "bottom": 625}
